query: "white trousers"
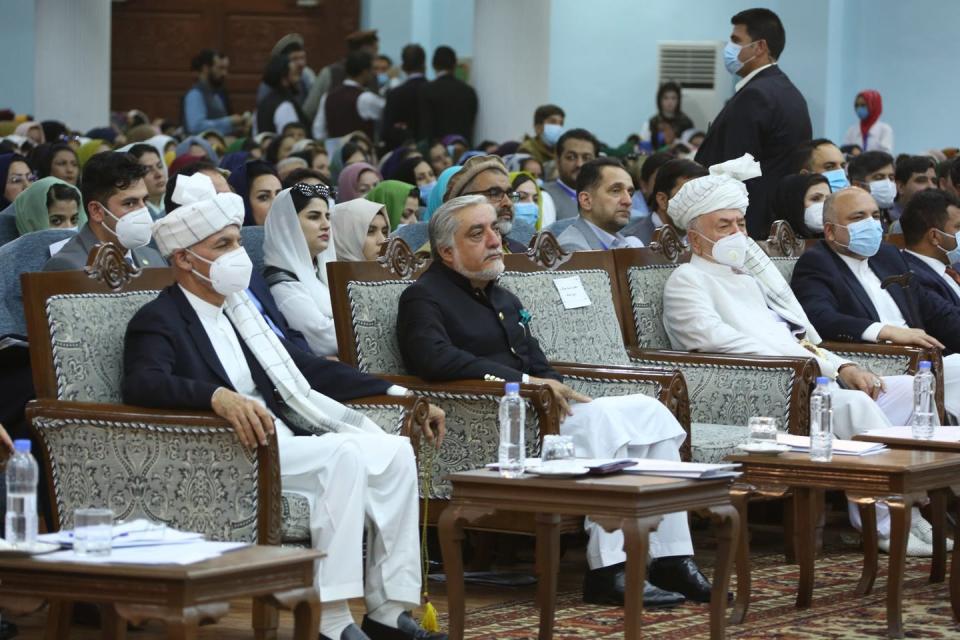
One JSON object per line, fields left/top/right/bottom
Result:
{"left": 278, "top": 430, "right": 422, "bottom": 609}
{"left": 559, "top": 395, "right": 693, "bottom": 569}
{"left": 830, "top": 375, "right": 914, "bottom": 439}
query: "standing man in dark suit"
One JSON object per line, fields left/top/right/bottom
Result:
{"left": 419, "top": 46, "right": 478, "bottom": 145}
{"left": 382, "top": 44, "right": 428, "bottom": 152}
{"left": 44, "top": 152, "right": 164, "bottom": 271}
{"left": 790, "top": 187, "right": 960, "bottom": 418}
{"left": 901, "top": 189, "right": 960, "bottom": 307}
{"left": 695, "top": 8, "right": 812, "bottom": 239}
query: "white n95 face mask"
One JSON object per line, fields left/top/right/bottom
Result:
{"left": 187, "top": 246, "right": 253, "bottom": 295}
{"left": 695, "top": 230, "right": 748, "bottom": 269}
{"left": 804, "top": 201, "right": 825, "bottom": 232}
{"left": 102, "top": 204, "right": 153, "bottom": 249}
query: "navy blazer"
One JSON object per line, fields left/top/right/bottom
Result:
{"left": 397, "top": 261, "right": 562, "bottom": 383}
{"left": 903, "top": 251, "right": 960, "bottom": 307}
{"left": 695, "top": 66, "right": 812, "bottom": 239}
{"left": 122, "top": 285, "right": 390, "bottom": 434}
{"left": 791, "top": 241, "right": 960, "bottom": 353}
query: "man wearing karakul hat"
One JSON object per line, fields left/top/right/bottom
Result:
{"left": 121, "top": 173, "right": 448, "bottom": 640}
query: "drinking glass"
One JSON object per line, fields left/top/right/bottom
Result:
{"left": 74, "top": 508, "right": 113, "bottom": 556}
{"left": 747, "top": 417, "right": 779, "bottom": 446}
{"left": 541, "top": 435, "right": 576, "bottom": 463}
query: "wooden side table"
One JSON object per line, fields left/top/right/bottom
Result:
{"left": 0, "top": 545, "right": 322, "bottom": 640}
{"left": 727, "top": 449, "right": 960, "bottom": 638}
{"left": 439, "top": 469, "right": 743, "bottom": 640}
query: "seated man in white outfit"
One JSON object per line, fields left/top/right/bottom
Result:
{"left": 661, "top": 155, "right": 935, "bottom": 555}
{"left": 122, "top": 180, "right": 447, "bottom": 640}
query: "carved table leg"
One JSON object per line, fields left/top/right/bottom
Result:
{"left": 44, "top": 599, "right": 73, "bottom": 640}
{"left": 261, "top": 587, "right": 323, "bottom": 640}
{"left": 593, "top": 514, "right": 663, "bottom": 640}
{"left": 438, "top": 502, "right": 496, "bottom": 640}
{"left": 253, "top": 598, "right": 279, "bottom": 640}
{"left": 535, "top": 513, "right": 561, "bottom": 640}
{"left": 850, "top": 496, "right": 878, "bottom": 596}
{"left": 704, "top": 504, "right": 739, "bottom": 640}
{"left": 113, "top": 604, "right": 225, "bottom": 640}
{"left": 793, "top": 487, "right": 822, "bottom": 609}
{"left": 929, "top": 488, "right": 948, "bottom": 584}
{"left": 886, "top": 494, "right": 913, "bottom": 638}
{"left": 729, "top": 484, "right": 753, "bottom": 625}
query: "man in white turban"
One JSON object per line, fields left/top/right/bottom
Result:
{"left": 122, "top": 173, "right": 448, "bottom": 640}
{"left": 662, "top": 155, "right": 933, "bottom": 555}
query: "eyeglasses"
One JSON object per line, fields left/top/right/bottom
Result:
{"left": 465, "top": 187, "right": 521, "bottom": 204}
{"left": 7, "top": 173, "right": 36, "bottom": 186}
{"left": 292, "top": 182, "right": 334, "bottom": 201}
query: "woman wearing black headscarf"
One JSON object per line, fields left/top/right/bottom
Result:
{"left": 227, "top": 159, "right": 282, "bottom": 225}
{"left": 772, "top": 173, "right": 831, "bottom": 239}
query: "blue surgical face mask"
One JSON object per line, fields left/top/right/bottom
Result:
{"left": 856, "top": 105, "right": 870, "bottom": 120}
{"left": 723, "top": 41, "right": 756, "bottom": 75}
{"left": 514, "top": 201, "right": 539, "bottom": 227}
{"left": 822, "top": 168, "right": 850, "bottom": 192}
{"left": 418, "top": 180, "right": 437, "bottom": 204}
{"left": 836, "top": 217, "right": 883, "bottom": 258}
{"left": 936, "top": 229, "right": 960, "bottom": 264}
{"left": 541, "top": 123, "right": 565, "bottom": 147}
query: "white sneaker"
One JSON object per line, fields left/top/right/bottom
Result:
{"left": 910, "top": 517, "right": 954, "bottom": 551}
{"left": 879, "top": 532, "right": 934, "bottom": 557}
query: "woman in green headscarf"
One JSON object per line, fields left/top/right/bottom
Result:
{"left": 364, "top": 180, "right": 419, "bottom": 229}
{"left": 76, "top": 139, "right": 111, "bottom": 168}
{"left": 14, "top": 176, "right": 85, "bottom": 235}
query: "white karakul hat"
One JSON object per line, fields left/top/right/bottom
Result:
{"left": 667, "top": 153, "right": 761, "bottom": 230}
{"left": 152, "top": 172, "right": 245, "bottom": 257}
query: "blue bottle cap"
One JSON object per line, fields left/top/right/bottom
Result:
{"left": 816, "top": 376, "right": 830, "bottom": 385}
{"left": 504, "top": 382, "right": 520, "bottom": 393}
{"left": 13, "top": 439, "right": 30, "bottom": 453}
{"left": 919, "top": 361, "right": 932, "bottom": 371}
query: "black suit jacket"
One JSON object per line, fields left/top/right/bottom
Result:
{"left": 397, "top": 261, "right": 562, "bottom": 383}
{"left": 246, "top": 271, "right": 311, "bottom": 353}
{"left": 791, "top": 241, "right": 960, "bottom": 353}
{"left": 419, "top": 75, "right": 478, "bottom": 144}
{"left": 903, "top": 251, "right": 960, "bottom": 307}
{"left": 695, "top": 66, "right": 812, "bottom": 239}
{"left": 122, "top": 285, "right": 390, "bottom": 434}
{"left": 382, "top": 75, "right": 427, "bottom": 150}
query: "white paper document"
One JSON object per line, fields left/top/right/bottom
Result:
{"left": 40, "top": 519, "right": 204, "bottom": 548}
{"left": 552, "top": 276, "right": 592, "bottom": 309}
{"left": 622, "top": 458, "right": 740, "bottom": 479}
{"left": 863, "top": 426, "right": 960, "bottom": 442}
{"left": 777, "top": 434, "right": 887, "bottom": 456}
{"left": 34, "top": 541, "right": 248, "bottom": 565}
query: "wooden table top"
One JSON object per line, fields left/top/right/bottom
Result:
{"left": 727, "top": 449, "right": 960, "bottom": 473}
{"left": 0, "top": 545, "right": 323, "bottom": 580}
{"left": 854, "top": 434, "right": 960, "bottom": 453}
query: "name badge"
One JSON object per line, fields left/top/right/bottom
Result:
{"left": 553, "top": 275, "right": 592, "bottom": 310}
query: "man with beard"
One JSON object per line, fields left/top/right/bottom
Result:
{"left": 558, "top": 157, "right": 644, "bottom": 252}
{"left": 541, "top": 128, "right": 599, "bottom": 220}
{"left": 182, "top": 48, "right": 248, "bottom": 136}
{"left": 442, "top": 154, "right": 527, "bottom": 253}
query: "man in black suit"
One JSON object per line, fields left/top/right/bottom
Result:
{"left": 419, "top": 45, "right": 478, "bottom": 145}
{"left": 382, "top": 44, "right": 428, "bottom": 151}
{"left": 695, "top": 8, "right": 812, "bottom": 239}
{"left": 122, "top": 185, "right": 446, "bottom": 640}
{"left": 901, "top": 189, "right": 960, "bottom": 307}
{"left": 398, "top": 195, "right": 718, "bottom": 610}
{"left": 790, "top": 187, "right": 960, "bottom": 418}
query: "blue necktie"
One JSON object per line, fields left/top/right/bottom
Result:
{"left": 246, "top": 289, "right": 285, "bottom": 340}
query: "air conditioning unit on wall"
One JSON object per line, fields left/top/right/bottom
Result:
{"left": 657, "top": 41, "right": 731, "bottom": 133}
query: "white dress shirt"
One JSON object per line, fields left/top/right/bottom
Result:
{"left": 905, "top": 249, "right": 960, "bottom": 301}
{"left": 835, "top": 253, "right": 908, "bottom": 342}
{"left": 735, "top": 63, "right": 775, "bottom": 92}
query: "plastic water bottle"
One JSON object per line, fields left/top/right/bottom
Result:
{"left": 911, "top": 361, "right": 936, "bottom": 440}
{"left": 498, "top": 382, "right": 525, "bottom": 478}
{"left": 5, "top": 439, "right": 38, "bottom": 548}
{"left": 809, "top": 377, "right": 833, "bottom": 462}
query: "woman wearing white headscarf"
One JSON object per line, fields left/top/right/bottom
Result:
{"left": 331, "top": 198, "right": 390, "bottom": 262}
{"left": 263, "top": 182, "right": 340, "bottom": 356}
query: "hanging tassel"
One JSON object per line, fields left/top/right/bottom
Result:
{"left": 418, "top": 436, "right": 443, "bottom": 633}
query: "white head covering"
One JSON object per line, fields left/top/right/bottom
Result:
{"left": 152, "top": 173, "right": 244, "bottom": 257}
{"left": 263, "top": 187, "right": 335, "bottom": 317}
{"left": 332, "top": 198, "right": 387, "bottom": 262}
{"left": 667, "top": 153, "right": 760, "bottom": 230}
{"left": 144, "top": 135, "right": 175, "bottom": 169}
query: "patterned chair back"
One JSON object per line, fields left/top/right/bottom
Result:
{"left": 623, "top": 264, "right": 677, "bottom": 350}
{"left": 771, "top": 256, "right": 799, "bottom": 283}
{"left": 344, "top": 279, "right": 415, "bottom": 374}
{"left": 0, "top": 228, "right": 77, "bottom": 335}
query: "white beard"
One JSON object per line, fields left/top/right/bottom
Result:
{"left": 452, "top": 250, "right": 504, "bottom": 283}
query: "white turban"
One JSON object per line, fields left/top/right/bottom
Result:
{"left": 152, "top": 172, "right": 245, "bottom": 257}
{"left": 667, "top": 153, "right": 761, "bottom": 230}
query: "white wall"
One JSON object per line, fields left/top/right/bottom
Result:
{"left": 0, "top": 0, "right": 36, "bottom": 115}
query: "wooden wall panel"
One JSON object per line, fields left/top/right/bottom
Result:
{"left": 111, "top": 0, "right": 360, "bottom": 124}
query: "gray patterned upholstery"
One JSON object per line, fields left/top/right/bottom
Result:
{"left": 563, "top": 375, "right": 659, "bottom": 401}
{"left": 626, "top": 265, "right": 674, "bottom": 350}
{"left": 33, "top": 416, "right": 261, "bottom": 542}
{"left": 771, "top": 257, "right": 798, "bottom": 282}
{"left": 690, "top": 423, "right": 749, "bottom": 464}
{"left": 280, "top": 493, "right": 311, "bottom": 544}
{"left": 47, "top": 292, "right": 161, "bottom": 403}
{"left": 499, "top": 270, "right": 631, "bottom": 365}
{"left": 346, "top": 279, "right": 414, "bottom": 374}
{"left": 829, "top": 349, "right": 912, "bottom": 378}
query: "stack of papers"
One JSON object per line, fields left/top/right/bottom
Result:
{"left": 622, "top": 459, "right": 741, "bottom": 480}
{"left": 40, "top": 519, "right": 204, "bottom": 548}
{"left": 777, "top": 434, "right": 887, "bottom": 456}
{"left": 864, "top": 426, "right": 960, "bottom": 442}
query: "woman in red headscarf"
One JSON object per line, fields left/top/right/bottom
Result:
{"left": 843, "top": 90, "right": 894, "bottom": 154}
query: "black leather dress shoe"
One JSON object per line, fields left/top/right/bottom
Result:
{"left": 582, "top": 562, "right": 686, "bottom": 608}
{"left": 361, "top": 612, "right": 447, "bottom": 640}
{"left": 648, "top": 556, "right": 715, "bottom": 603}
{"left": 320, "top": 623, "right": 370, "bottom": 640}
